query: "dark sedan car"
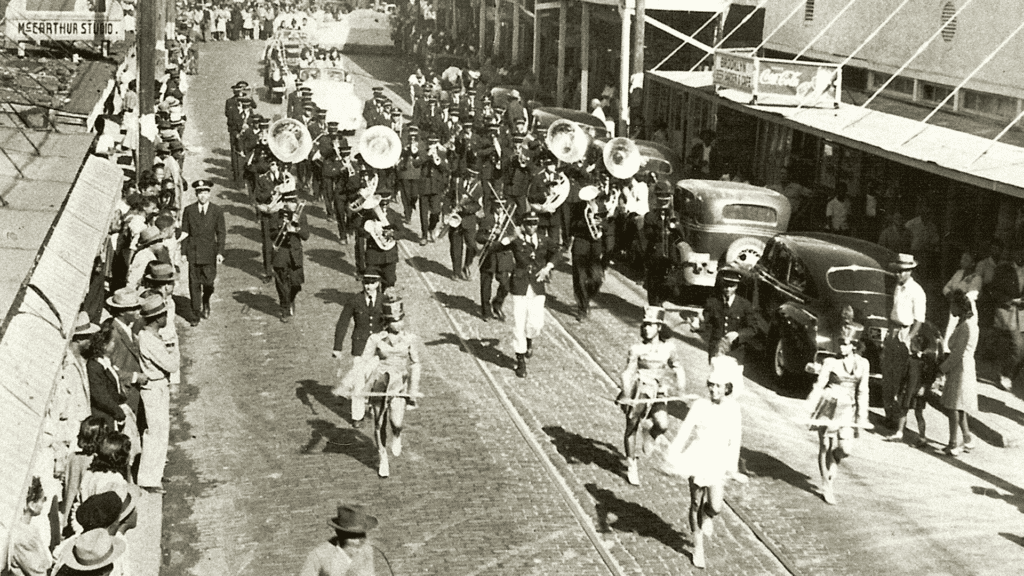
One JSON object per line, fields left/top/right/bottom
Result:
{"left": 531, "top": 107, "right": 610, "bottom": 140}
{"left": 750, "top": 233, "right": 942, "bottom": 387}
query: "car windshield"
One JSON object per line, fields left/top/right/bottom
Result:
{"left": 826, "top": 265, "right": 889, "bottom": 295}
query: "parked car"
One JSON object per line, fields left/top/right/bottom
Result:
{"left": 531, "top": 107, "right": 610, "bottom": 141}
{"left": 669, "top": 180, "right": 790, "bottom": 293}
{"left": 750, "top": 232, "right": 942, "bottom": 387}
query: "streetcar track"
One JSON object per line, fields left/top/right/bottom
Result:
{"left": 397, "top": 239, "right": 627, "bottom": 576}
{"left": 400, "top": 234, "right": 799, "bottom": 576}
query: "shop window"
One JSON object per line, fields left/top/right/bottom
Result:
{"left": 870, "top": 72, "right": 914, "bottom": 96}
{"left": 920, "top": 82, "right": 953, "bottom": 104}
{"left": 941, "top": 2, "right": 958, "bottom": 42}
{"left": 804, "top": 0, "right": 814, "bottom": 22}
{"left": 962, "top": 89, "right": 1018, "bottom": 120}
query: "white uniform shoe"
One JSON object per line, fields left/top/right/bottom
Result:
{"left": 626, "top": 458, "right": 640, "bottom": 486}
{"left": 391, "top": 435, "right": 402, "bottom": 457}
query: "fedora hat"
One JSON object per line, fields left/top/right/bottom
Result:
{"left": 73, "top": 311, "right": 100, "bottom": 337}
{"left": 59, "top": 529, "right": 127, "bottom": 571}
{"left": 145, "top": 262, "right": 178, "bottom": 283}
{"left": 642, "top": 306, "right": 666, "bottom": 325}
{"left": 140, "top": 294, "right": 167, "bottom": 318}
{"left": 106, "top": 287, "right": 141, "bottom": 309}
{"left": 327, "top": 504, "right": 378, "bottom": 534}
{"left": 889, "top": 253, "right": 918, "bottom": 271}
{"left": 138, "top": 226, "right": 164, "bottom": 247}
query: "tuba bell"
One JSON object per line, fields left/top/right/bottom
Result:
{"left": 603, "top": 137, "right": 642, "bottom": 180}
{"left": 358, "top": 125, "right": 403, "bottom": 169}
{"left": 546, "top": 119, "right": 591, "bottom": 164}
{"left": 267, "top": 118, "right": 314, "bottom": 164}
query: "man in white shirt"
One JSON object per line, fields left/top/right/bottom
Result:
{"left": 825, "top": 184, "right": 852, "bottom": 234}
{"left": 881, "top": 253, "right": 928, "bottom": 442}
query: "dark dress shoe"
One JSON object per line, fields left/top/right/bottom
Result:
{"left": 515, "top": 354, "right": 527, "bottom": 378}
{"left": 262, "top": 274, "right": 273, "bottom": 284}
{"left": 189, "top": 318, "right": 200, "bottom": 327}
{"left": 491, "top": 302, "right": 505, "bottom": 321}
{"left": 202, "top": 303, "right": 211, "bottom": 319}
{"left": 525, "top": 339, "right": 534, "bottom": 359}
{"left": 419, "top": 238, "right": 428, "bottom": 246}
{"left": 481, "top": 309, "right": 492, "bottom": 322}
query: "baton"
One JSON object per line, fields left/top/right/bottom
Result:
{"left": 616, "top": 394, "right": 698, "bottom": 406}
{"left": 354, "top": 392, "right": 425, "bottom": 399}
{"left": 794, "top": 419, "right": 874, "bottom": 429}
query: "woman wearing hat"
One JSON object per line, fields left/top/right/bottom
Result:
{"left": 352, "top": 297, "right": 422, "bottom": 478}
{"left": 618, "top": 306, "right": 687, "bottom": 487}
{"left": 805, "top": 323, "right": 870, "bottom": 505}
{"left": 653, "top": 359, "right": 744, "bottom": 569}
{"left": 300, "top": 504, "right": 377, "bottom": 575}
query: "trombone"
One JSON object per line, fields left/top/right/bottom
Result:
{"left": 273, "top": 200, "right": 307, "bottom": 250}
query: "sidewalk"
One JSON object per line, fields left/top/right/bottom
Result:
{"left": 945, "top": 352, "right": 1024, "bottom": 448}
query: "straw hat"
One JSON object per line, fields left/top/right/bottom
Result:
{"left": 58, "top": 529, "right": 126, "bottom": 571}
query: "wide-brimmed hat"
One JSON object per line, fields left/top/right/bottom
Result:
{"left": 59, "top": 529, "right": 127, "bottom": 571}
{"left": 140, "top": 294, "right": 167, "bottom": 318}
{"left": 888, "top": 253, "right": 918, "bottom": 271}
{"left": 642, "top": 306, "right": 666, "bottom": 325}
{"left": 837, "top": 321, "right": 865, "bottom": 344}
{"left": 106, "top": 287, "right": 141, "bottom": 309}
{"left": 73, "top": 311, "right": 100, "bottom": 337}
{"left": 145, "top": 262, "right": 178, "bottom": 283}
{"left": 327, "top": 504, "right": 378, "bottom": 534}
{"left": 76, "top": 492, "right": 122, "bottom": 531}
{"left": 578, "top": 185, "right": 600, "bottom": 202}
{"left": 383, "top": 298, "right": 405, "bottom": 322}
{"left": 116, "top": 484, "right": 141, "bottom": 525}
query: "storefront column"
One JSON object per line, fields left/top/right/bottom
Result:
{"left": 556, "top": 0, "right": 566, "bottom": 107}
{"left": 479, "top": 0, "right": 486, "bottom": 57}
{"left": 512, "top": 0, "right": 521, "bottom": 62}
{"left": 579, "top": 2, "right": 590, "bottom": 111}
{"left": 619, "top": 6, "right": 631, "bottom": 137}
{"left": 493, "top": 0, "right": 502, "bottom": 56}
{"left": 533, "top": 3, "right": 541, "bottom": 77}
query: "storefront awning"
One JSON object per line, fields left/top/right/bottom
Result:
{"left": 651, "top": 70, "right": 1024, "bottom": 199}
{"left": 0, "top": 153, "right": 122, "bottom": 560}
{"left": 539, "top": 0, "right": 730, "bottom": 12}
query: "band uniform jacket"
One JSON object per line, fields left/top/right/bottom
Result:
{"left": 416, "top": 151, "right": 450, "bottom": 196}
{"left": 255, "top": 169, "right": 287, "bottom": 205}
{"left": 270, "top": 210, "right": 311, "bottom": 275}
{"left": 333, "top": 288, "right": 386, "bottom": 355}
{"left": 703, "top": 293, "right": 758, "bottom": 356}
{"left": 510, "top": 233, "right": 558, "bottom": 296}
{"left": 527, "top": 171, "right": 563, "bottom": 227}
{"left": 225, "top": 96, "right": 245, "bottom": 132}
{"left": 568, "top": 201, "right": 607, "bottom": 248}
{"left": 476, "top": 212, "right": 516, "bottom": 273}
{"left": 181, "top": 202, "right": 226, "bottom": 265}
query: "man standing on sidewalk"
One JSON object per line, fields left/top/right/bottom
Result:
{"left": 181, "top": 180, "right": 226, "bottom": 326}
{"left": 989, "top": 243, "right": 1024, "bottom": 392}
{"left": 881, "top": 253, "right": 927, "bottom": 435}
{"left": 136, "top": 294, "right": 180, "bottom": 494}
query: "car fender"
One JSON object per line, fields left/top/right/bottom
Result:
{"left": 773, "top": 303, "right": 817, "bottom": 371}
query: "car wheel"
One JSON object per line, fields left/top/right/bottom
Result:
{"left": 723, "top": 237, "right": 765, "bottom": 272}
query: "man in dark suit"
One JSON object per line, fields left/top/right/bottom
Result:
{"left": 510, "top": 210, "right": 559, "bottom": 378}
{"left": 333, "top": 273, "right": 386, "bottom": 357}
{"left": 105, "top": 287, "right": 149, "bottom": 468}
{"left": 271, "top": 191, "right": 310, "bottom": 321}
{"left": 702, "top": 267, "right": 758, "bottom": 364}
{"left": 181, "top": 180, "right": 227, "bottom": 326}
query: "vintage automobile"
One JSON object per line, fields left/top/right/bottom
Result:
{"left": 669, "top": 180, "right": 790, "bottom": 294}
{"left": 750, "top": 232, "right": 942, "bottom": 387}
{"left": 531, "top": 107, "right": 610, "bottom": 141}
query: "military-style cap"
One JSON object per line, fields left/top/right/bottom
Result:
{"left": 522, "top": 210, "right": 540, "bottom": 224}
{"left": 316, "top": 109, "right": 327, "bottom": 118}
{"left": 426, "top": 135, "right": 440, "bottom": 143}
{"left": 718, "top": 267, "right": 744, "bottom": 285}
{"left": 341, "top": 129, "right": 356, "bottom": 137}
{"left": 362, "top": 272, "right": 381, "bottom": 284}
{"left": 258, "top": 117, "right": 271, "bottom": 127}
{"left": 327, "top": 121, "right": 339, "bottom": 132}
{"left": 192, "top": 179, "right": 212, "bottom": 191}
{"left": 391, "top": 109, "right": 402, "bottom": 118}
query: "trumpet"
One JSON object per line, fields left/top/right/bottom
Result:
{"left": 428, "top": 142, "right": 443, "bottom": 166}
{"left": 273, "top": 200, "right": 306, "bottom": 250}
{"left": 492, "top": 135, "right": 502, "bottom": 171}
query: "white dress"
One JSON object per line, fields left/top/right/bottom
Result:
{"left": 655, "top": 398, "right": 741, "bottom": 486}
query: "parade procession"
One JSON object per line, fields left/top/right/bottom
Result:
{"left": 5, "top": 0, "right": 1024, "bottom": 575}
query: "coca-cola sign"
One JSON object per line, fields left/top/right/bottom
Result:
{"left": 713, "top": 49, "right": 841, "bottom": 108}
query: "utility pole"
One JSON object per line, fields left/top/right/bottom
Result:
{"left": 631, "top": 0, "right": 645, "bottom": 134}
{"left": 137, "top": 0, "right": 155, "bottom": 176}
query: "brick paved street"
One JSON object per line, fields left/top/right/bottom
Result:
{"left": 160, "top": 14, "right": 1024, "bottom": 576}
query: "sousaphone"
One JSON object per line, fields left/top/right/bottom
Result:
{"left": 267, "top": 118, "right": 313, "bottom": 164}
{"left": 545, "top": 119, "right": 590, "bottom": 164}
{"left": 603, "top": 137, "right": 642, "bottom": 180}
{"left": 358, "top": 125, "right": 403, "bottom": 169}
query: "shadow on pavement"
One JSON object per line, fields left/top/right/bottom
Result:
{"left": 221, "top": 247, "right": 265, "bottom": 281}
{"left": 739, "top": 447, "right": 818, "bottom": 498}
{"left": 172, "top": 294, "right": 194, "bottom": 322}
{"left": 971, "top": 486, "right": 1024, "bottom": 514}
{"left": 585, "top": 483, "right": 690, "bottom": 555}
{"left": 232, "top": 287, "right": 280, "bottom": 317}
{"left": 313, "top": 287, "right": 351, "bottom": 307}
{"left": 307, "top": 248, "right": 356, "bottom": 276}
{"left": 999, "top": 533, "right": 1024, "bottom": 548}
{"left": 296, "top": 378, "right": 354, "bottom": 425}
{"left": 218, "top": 188, "right": 251, "bottom": 206}
{"left": 543, "top": 425, "right": 624, "bottom": 478}
{"left": 407, "top": 255, "right": 453, "bottom": 280}
{"left": 229, "top": 223, "right": 262, "bottom": 244}
{"left": 302, "top": 418, "right": 377, "bottom": 469}
{"left": 433, "top": 291, "right": 479, "bottom": 318}
{"left": 221, "top": 204, "right": 257, "bottom": 223}
{"left": 422, "top": 332, "right": 513, "bottom": 371}
{"left": 979, "top": 395, "right": 1024, "bottom": 426}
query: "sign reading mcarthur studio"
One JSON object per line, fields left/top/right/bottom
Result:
{"left": 713, "top": 48, "right": 842, "bottom": 108}
{"left": 4, "top": 0, "right": 125, "bottom": 43}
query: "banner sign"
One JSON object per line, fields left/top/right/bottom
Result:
{"left": 713, "top": 49, "right": 842, "bottom": 108}
{"left": 5, "top": 0, "right": 124, "bottom": 42}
